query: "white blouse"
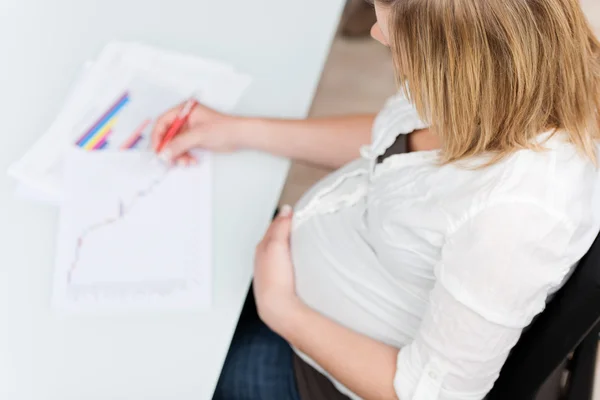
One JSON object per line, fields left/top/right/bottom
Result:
{"left": 290, "top": 92, "right": 600, "bottom": 400}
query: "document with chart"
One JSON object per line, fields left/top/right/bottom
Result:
{"left": 8, "top": 41, "right": 251, "bottom": 205}
{"left": 53, "top": 149, "right": 212, "bottom": 313}
{"left": 6, "top": 41, "right": 252, "bottom": 313}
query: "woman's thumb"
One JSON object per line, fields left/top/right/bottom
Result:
{"left": 271, "top": 205, "right": 293, "bottom": 241}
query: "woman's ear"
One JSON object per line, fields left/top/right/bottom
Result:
{"left": 371, "top": 4, "right": 391, "bottom": 46}
{"left": 370, "top": 22, "right": 389, "bottom": 46}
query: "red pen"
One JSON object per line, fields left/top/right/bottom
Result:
{"left": 156, "top": 98, "right": 198, "bottom": 153}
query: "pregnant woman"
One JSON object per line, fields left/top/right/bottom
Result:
{"left": 152, "top": 0, "right": 600, "bottom": 399}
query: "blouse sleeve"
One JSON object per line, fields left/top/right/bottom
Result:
{"left": 393, "top": 201, "right": 575, "bottom": 400}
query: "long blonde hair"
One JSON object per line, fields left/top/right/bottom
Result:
{"left": 378, "top": 0, "right": 600, "bottom": 166}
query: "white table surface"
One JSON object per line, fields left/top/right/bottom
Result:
{"left": 0, "top": 1, "right": 344, "bottom": 398}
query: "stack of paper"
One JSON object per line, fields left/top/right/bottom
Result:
{"left": 9, "top": 41, "right": 251, "bottom": 205}
{"left": 8, "top": 42, "right": 251, "bottom": 313}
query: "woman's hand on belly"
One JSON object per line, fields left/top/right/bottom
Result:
{"left": 253, "top": 206, "right": 401, "bottom": 400}
{"left": 253, "top": 205, "right": 304, "bottom": 336}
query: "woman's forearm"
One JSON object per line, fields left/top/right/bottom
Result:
{"left": 283, "top": 305, "right": 400, "bottom": 400}
{"left": 234, "top": 115, "right": 376, "bottom": 169}
{"left": 231, "top": 114, "right": 440, "bottom": 169}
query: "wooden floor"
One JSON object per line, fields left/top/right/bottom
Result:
{"left": 279, "top": 1, "right": 600, "bottom": 397}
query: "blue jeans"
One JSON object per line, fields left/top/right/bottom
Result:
{"left": 213, "top": 289, "right": 301, "bottom": 400}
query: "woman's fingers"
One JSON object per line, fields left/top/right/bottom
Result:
{"left": 161, "top": 130, "right": 203, "bottom": 161}
{"left": 261, "top": 205, "right": 293, "bottom": 246}
{"left": 151, "top": 101, "right": 193, "bottom": 151}
{"left": 151, "top": 109, "right": 178, "bottom": 151}
{"left": 174, "top": 153, "right": 198, "bottom": 167}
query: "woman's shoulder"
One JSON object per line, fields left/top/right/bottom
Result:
{"left": 372, "top": 134, "right": 600, "bottom": 240}
{"left": 440, "top": 138, "right": 600, "bottom": 226}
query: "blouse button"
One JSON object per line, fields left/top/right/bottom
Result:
{"left": 428, "top": 371, "right": 438, "bottom": 380}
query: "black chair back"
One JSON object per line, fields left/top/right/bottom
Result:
{"left": 487, "top": 233, "right": 600, "bottom": 399}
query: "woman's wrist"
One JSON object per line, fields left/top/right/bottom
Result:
{"left": 270, "top": 297, "right": 311, "bottom": 341}
{"left": 226, "top": 116, "right": 272, "bottom": 151}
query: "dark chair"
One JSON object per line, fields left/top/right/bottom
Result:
{"left": 488, "top": 232, "right": 600, "bottom": 400}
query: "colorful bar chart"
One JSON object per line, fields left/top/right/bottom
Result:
{"left": 120, "top": 119, "right": 151, "bottom": 150}
{"left": 76, "top": 92, "right": 129, "bottom": 150}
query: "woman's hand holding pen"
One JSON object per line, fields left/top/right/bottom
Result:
{"left": 151, "top": 102, "right": 245, "bottom": 165}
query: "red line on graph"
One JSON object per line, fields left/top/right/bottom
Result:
{"left": 67, "top": 168, "right": 170, "bottom": 283}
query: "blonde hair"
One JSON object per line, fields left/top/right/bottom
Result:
{"left": 378, "top": 0, "right": 600, "bottom": 166}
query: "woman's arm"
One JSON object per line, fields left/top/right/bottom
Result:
{"left": 236, "top": 116, "right": 439, "bottom": 169}
{"left": 153, "top": 103, "right": 376, "bottom": 168}
{"left": 153, "top": 101, "right": 439, "bottom": 169}
{"left": 235, "top": 115, "right": 376, "bottom": 169}
{"left": 284, "top": 305, "right": 400, "bottom": 400}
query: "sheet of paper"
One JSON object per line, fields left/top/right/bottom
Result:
{"left": 11, "top": 75, "right": 185, "bottom": 200}
{"left": 8, "top": 41, "right": 251, "bottom": 204}
{"left": 53, "top": 149, "right": 212, "bottom": 313}
{"left": 14, "top": 183, "right": 62, "bottom": 206}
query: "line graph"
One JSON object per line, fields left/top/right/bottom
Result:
{"left": 54, "top": 149, "right": 213, "bottom": 312}
{"left": 67, "top": 167, "right": 171, "bottom": 283}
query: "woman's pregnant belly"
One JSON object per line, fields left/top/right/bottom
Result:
{"left": 291, "top": 190, "right": 426, "bottom": 348}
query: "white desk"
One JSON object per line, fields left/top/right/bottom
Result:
{"left": 0, "top": 1, "right": 344, "bottom": 398}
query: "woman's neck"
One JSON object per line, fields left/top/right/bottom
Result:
{"left": 407, "top": 128, "right": 441, "bottom": 152}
